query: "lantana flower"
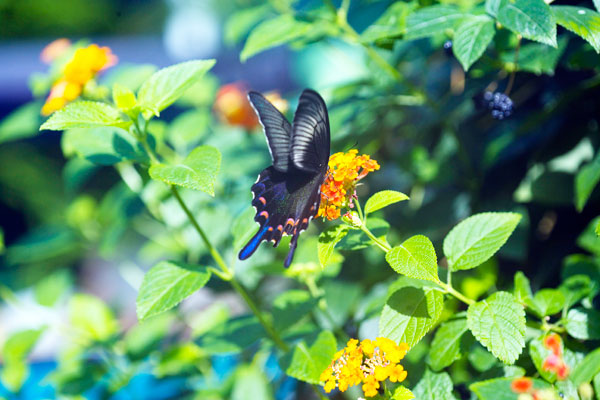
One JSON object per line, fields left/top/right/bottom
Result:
{"left": 320, "top": 337, "right": 409, "bottom": 398}
{"left": 41, "top": 43, "right": 116, "bottom": 115}
{"left": 317, "top": 149, "right": 380, "bottom": 221}
{"left": 541, "top": 333, "right": 568, "bottom": 380}
{"left": 511, "top": 377, "right": 561, "bottom": 400}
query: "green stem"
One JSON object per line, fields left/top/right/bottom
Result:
{"left": 354, "top": 197, "right": 365, "bottom": 222}
{"left": 437, "top": 281, "right": 474, "bottom": 306}
{"left": 360, "top": 224, "right": 391, "bottom": 253}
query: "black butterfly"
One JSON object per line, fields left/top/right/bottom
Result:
{"left": 238, "top": 89, "right": 331, "bottom": 267}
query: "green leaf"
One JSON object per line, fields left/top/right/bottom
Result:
{"left": 577, "top": 217, "right": 600, "bottom": 257}
{"left": 529, "top": 335, "right": 560, "bottom": 382}
{"left": 317, "top": 225, "right": 350, "bottom": 268}
{"left": 166, "top": 109, "right": 210, "bottom": 152}
{"left": 513, "top": 271, "right": 533, "bottom": 303}
{"left": 232, "top": 364, "right": 274, "bottom": 400}
{"left": 40, "top": 101, "right": 129, "bottom": 131}
{"left": 379, "top": 279, "right": 443, "bottom": 348}
{"left": 337, "top": 218, "right": 390, "bottom": 250}
{"left": 0, "top": 329, "right": 44, "bottom": 392}
{"left": 225, "top": 4, "right": 272, "bottom": 45}
{"left": 485, "top": 0, "right": 502, "bottom": 17}
{"left": 199, "top": 315, "right": 266, "bottom": 354}
{"left": 453, "top": 15, "right": 496, "bottom": 71}
{"left": 575, "top": 151, "right": 600, "bottom": 211}
{"left": 272, "top": 290, "right": 318, "bottom": 332}
{"left": 559, "top": 275, "right": 592, "bottom": 307}
{"left": 240, "top": 14, "right": 312, "bottom": 61}
{"left": 137, "top": 59, "right": 216, "bottom": 116}
{"left": 314, "top": 281, "right": 362, "bottom": 329}
{"left": 570, "top": 347, "right": 600, "bottom": 385}
{"left": 112, "top": 83, "right": 136, "bottom": 111}
{"left": 531, "top": 289, "right": 565, "bottom": 317}
{"left": 392, "top": 386, "right": 416, "bottom": 400}
{"left": 149, "top": 145, "right": 221, "bottom": 195}
{"left": 364, "top": 190, "right": 409, "bottom": 215}
{"left": 281, "top": 331, "right": 337, "bottom": 384}
{"left": 497, "top": 0, "right": 557, "bottom": 47}
{"left": 70, "top": 294, "right": 118, "bottom": 342}
{"left": 190, "top": 302, "right": 230, "bottom": 338}
{"left": 467, "top": 291, "right": 525, "bottom": 364}
{"left": 444, "top": 212, "right": 521, "bottom": 271}
{"left": 34, "top": 269, "right": 71, "bottom": 306}
{"left": 413, "top": 369, "right": 457, "bottom": 400}
{"left": 124, "top": 313, "right": 174, "bottom": 361}
{"left": 470, "top": 377, "right": 552, "bottom": 400}
{"left": 61, "top": 127, "right": 149, "bottom": 165}
{"left": 386, "top": 235, "right": 439, "bottom": 283}
{"left": 0, "top": 101, "right": 42, "bottom": 144}
{"left": 405, "top": 5, "right": 464, "bottom": 40}
{"left": 468, "top": 343, "right": 499, "bottom": 372}
{"left": 360, "top": 2, "right": 418, "bottom": 43}
{"left": 427, "top": 317, "right": 469, "bottom": 371}
{"left": 565, "top": 308, "right": 600, "bottom": 340}
{"left": 555, "top": 380, "right": 579, "bottom": 400}
{"left": 552, "top": 6, "right": 600, "bottom": 53}
{"left": 136, "top": 261, "right": 211, "bottom": 320}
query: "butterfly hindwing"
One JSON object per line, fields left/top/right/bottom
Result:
{"left": 248, "top": 91, "right": 291, "bottom": 173}
{"left": 239, "top": 166, "right": 325, "bottom": 267}
{"left": 291, "top": 89, "right": 331, "bottom": 174}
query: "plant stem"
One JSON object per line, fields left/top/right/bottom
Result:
{"left": 360, "top": 224, "right": 391, "bottom": 253}
{"left": 437, "top": 281, "right": 475, "bottom": 306}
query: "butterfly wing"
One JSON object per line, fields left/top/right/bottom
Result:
{"left": 248, "top": 91, "right": 292, "bottom": 173}
{"left": 290, "top": 89, "right": 331, "bottom": 174}
{"left": 239, "top": 166, "right": 325, "bottom": 267}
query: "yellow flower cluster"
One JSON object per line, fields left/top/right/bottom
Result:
{"left": 317, "top": 150, "right": 380, "bottom": 221}
{"left": 320, "top": 337, "right": 409, "bottom": 398}
{"left": 42, "top": 43, "right": 116, "bottom": 115}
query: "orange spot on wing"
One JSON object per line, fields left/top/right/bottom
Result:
{"left": 258, "top": 197, "right": 266, "bottom": 205}
{"left": 259, "top": 211, "right": 269, "bottom": 218}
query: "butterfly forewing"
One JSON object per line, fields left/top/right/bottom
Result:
{"left": 291, "top": 89, "right": 330, "bottom": 174}
{"left": 247, "top": 91, "right": 291, "bottom": 173}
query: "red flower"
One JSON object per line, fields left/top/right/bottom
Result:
{"left": 511, "top": 377, "right": 533, "bottom": 393}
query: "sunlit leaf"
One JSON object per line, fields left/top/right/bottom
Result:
{"left": 467, "top": 291, "right": 525, "bottom": 364}
{"left": 531, "top": 289, "right": 565, "bottom": 317}
{"left": 470, "top": 377, "right": 551, "bottom": 400}
{"left": 70, "top": 294, "right": 119, "bottom": 342}
{"left": 552, "top": 6, "right": 600, "bottom": 53}
{"left": 570, "top": 347, "right": 600, "bottom": 385}
{"left": 453, "top": 15, "right": 495, "bottom": 71}
{"left": 136, "top": 261, "right": 211, "bottom": 320}
{"left": 272, "top": 290, "right": 318, "bottom": 332}
{"left": 364, "top": 190, "right": 409, "bottom": 215}
{"left": 497, "top": 0, "right": 557, "bottom": 47}
{"left": 317, "top": 225, "right": 350, "bottom": 268}
{"left": 428, "top": 317, "right": 469, "bottom": 371}
{"left": 565, "top": 308, "right": 600, "bottom": 340}
{"left": 232, "top": 364, "right": 274, "bottom": 400}
{"left": 392, "top": 386, "right": 416, "bottom": 400}
{"left": 413, "top": 369, "right": 457, "bottom": 400}
{"left": 405, "top": 5, "right": 464, "bottom": 40}
{"left": 41, "top": 101, "right": 129, "bottom": 131}
{"left": 281, "top": 331, "right": 337, "bottom": 384}
{"left": 149, "top": 145, "right": 221, "bottom": 195}
{"left": 360, "top": 2, "right": 417, "bottom": 43}
{"left": 0, "top": 101, "right": 42, "bottom": 144}
{"left": 386, "top": 235, "right": 439, "bottom": 283}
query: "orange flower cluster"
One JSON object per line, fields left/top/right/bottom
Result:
{"left": 320, "top": 337, "right": 409, "bottom": 398}
{"left": 42, "top": 43, "right": 116, "bottom": 115}
{"left": 541, "top": 334, "right": 568, "bottom": 380}
{"left": 317, "top": 150, "right": 380, "bottom": 220}
{"left": 511, "top": 377, "right": 560, "bottom": 400}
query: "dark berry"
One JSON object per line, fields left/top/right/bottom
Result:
{"left": 477, "top": 91, "right": 514, "bottom": 120}
{"left": 443, "top": 40, "right": 453, "bottom": 56}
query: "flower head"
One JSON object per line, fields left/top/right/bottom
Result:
{"left": 214, "top": 82, "right": 259, "bottom": 129}
{"left": 41, "top": 43, "right": 116, "bottom": 115}
{"left": 511, "top": 377, "right": 533, "bottom": 394}
{"left": 317, "top": 150, "right": 380, "bottom": 221}
{"left": 320, "top": 337, "right": 409, "bottom": 398}
{"left": 40, "top": 38, "right": 72, "bottom": 64}
{"left": 541, "top": 334, "right": 569, "bottom": 380}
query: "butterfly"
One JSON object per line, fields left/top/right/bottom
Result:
{"left": 238, "top": 89, "right": 331, "bottom": 267}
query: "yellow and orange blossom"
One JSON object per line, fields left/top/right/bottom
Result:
{"left": 42, "top": 43, "right": 117, "bottom": 115}
{"left": 318, "top": 150, "right": 380, "bottom": 221}
{"left": 320, "top": 337, "right": 409, "bottom": 398}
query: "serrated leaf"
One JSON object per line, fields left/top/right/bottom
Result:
{"left": 565, "top": 308, "right": 600, "bottom": 340}
{"left": 317, "top": 225, "right": 350, "bottom": 268}
{"left": 337, "top": 218, "right": 389, "bottom": 250}
{"left": 136, "top": 261, "right": 211, "bottom": 320}
{"left": 453, "top": 15, "right": 496, "bottom": 71}
{"left": 497, "top": 0, "right": 557, "bottom": 47}
{"left": 405, "top": 5, "right": 464, "bottom": 40}
{"left": 0, "top": 101, "right": 42, "bottom": 144}
{"left": 392, "top": 386, "right": 415, "bottom": 400}
{"left": 149, "top": 145, "right": 220, "bottom": 195}
{"left": 470, "top": 377, "right": 551, "bottom": 400}
{"left": 379, "top": 280, "right": 443, "bottom": 348}
{"left": 552, "top": 6, "right": 600, "bottom": 53}
{"left": 386, "top": 235, "right": 439, "bottom": 283}
{"left": 570, "top": 347, "right": 600, "bottom": 385}
{"left": 444, "top": 212, "right": 521, "bottom": 271}
{"left": 364, "top": 190, "right": 409, "bottom": 215}
{"left": 559, "top": 275, "right": 592, "bottom": 307}
{"left": 467, "top": 291, "right": 525, "bottom": 364}
{"left": 240, "top": 14, "right": 312, "bottom": 61}
{"left": 531, "top": 289, "right": 565, "bottom": 317}
{"left": 360, "top": 2, "right": 418, "bottom": 43}
{"left": 575, "top": 150, "right": 600, "bottom": 211}
{"left": 272, "top": 290, "right": 318, "bottom": 333}
{"left": 413, "top": 370, "right": 457, "bottom": 400}
{"left": 513, "top": 271, "right": 533, "bottom": 303}
{"left": 485, "top": 0, "right": 502, "bottom": 17}
{"left": 61, "top": 127, "right": 149, "bottom": 165}
{"left": 40, "top": 101, "right": 128, "bottom": 131}
{"left": 137, "top": 60, "right": 216, "bottom": 115}
{"left": 281, "top": 331, "right": 337, "bottom": 384}
{"left": 428, "top": 318, "right": 469, "bottom": 371}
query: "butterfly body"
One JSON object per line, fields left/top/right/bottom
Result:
{"left": 239, "top": 89, "right": 330, "bottom": 267}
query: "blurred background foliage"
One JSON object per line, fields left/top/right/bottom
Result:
{"left": 0, "top": 0, "right": 599, "bottom": 398}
